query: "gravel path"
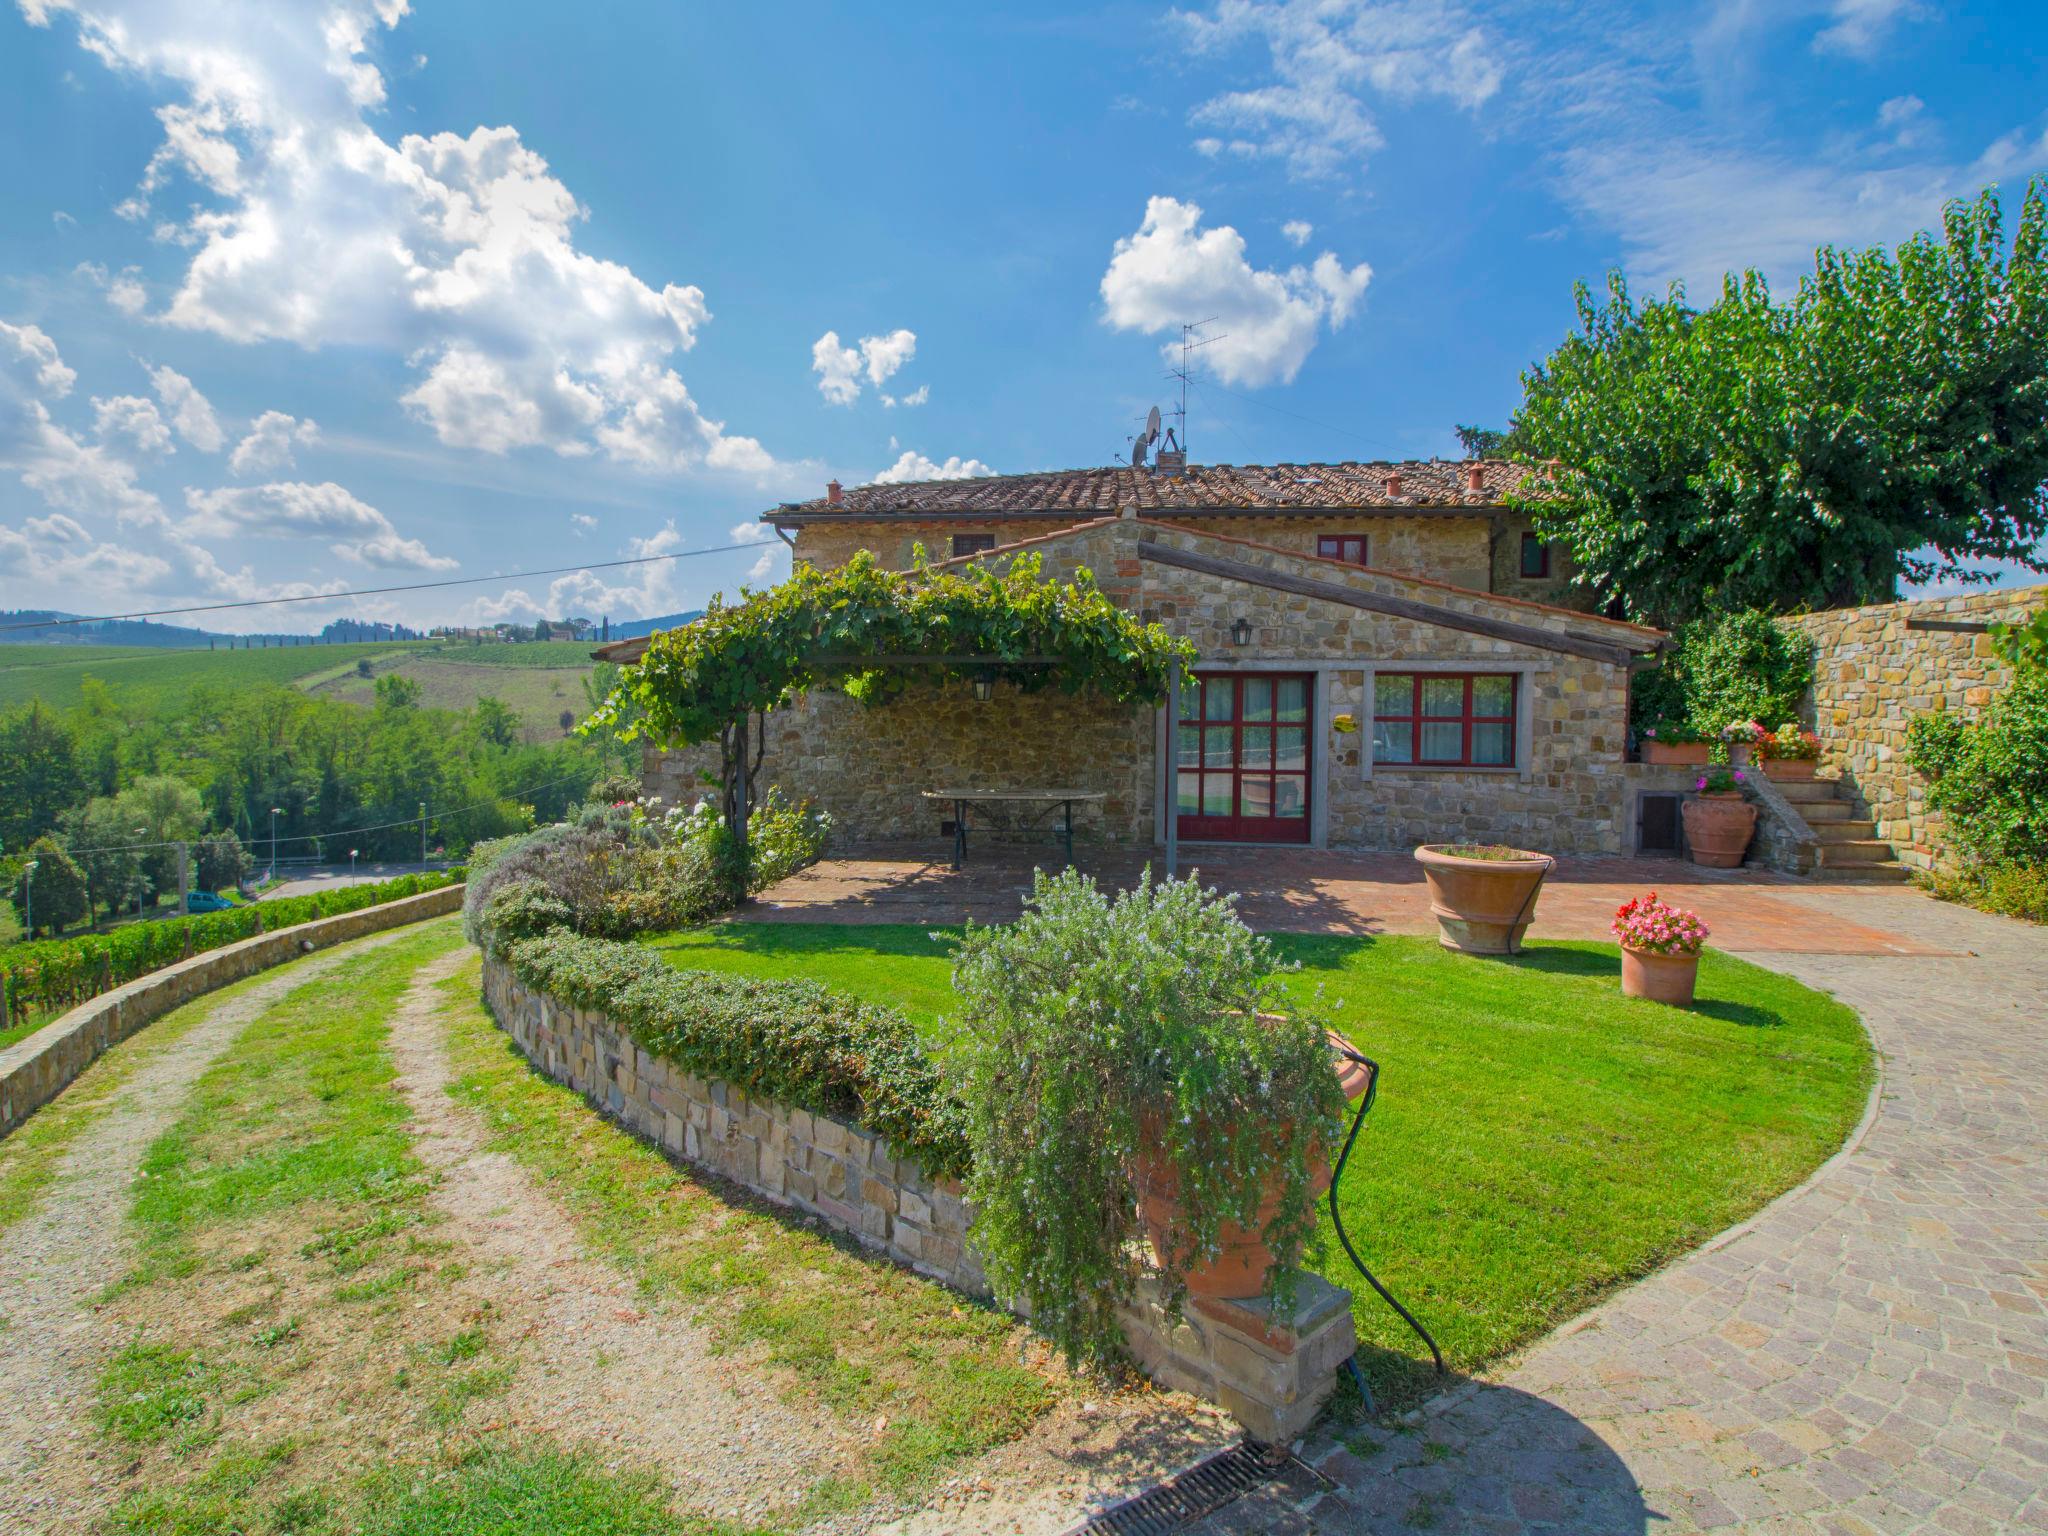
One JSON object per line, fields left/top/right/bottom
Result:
{"left": 0, "top": 931, "right": 408, "bottom": 1535}
{"left": 385, "top": 947, "right": 864, "bottom": 1529}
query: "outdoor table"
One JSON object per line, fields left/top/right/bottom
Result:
{"left": 921, "top": 789, "right": 1106, "bottom": 869}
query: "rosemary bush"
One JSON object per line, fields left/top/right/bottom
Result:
{"left": 948, "top": 868, "right": 1344, "bottom": 1369}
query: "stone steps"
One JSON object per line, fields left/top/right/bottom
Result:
{"left": 1818, "top": 838, "right": 1896, "bottom": 865}
{"left": 1811, "top": 819, "right": 1879, "bottom": 842}
{"left": 1771, "top": 769, "right": 1914, "bottom": 880}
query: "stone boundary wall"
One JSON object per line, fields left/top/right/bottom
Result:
{"left": 481, "top": 953, "right": 1355, "bottom": 1443}
{"left": 0, "top": 885, "right": 465, "bottom": 1138}
{"left": 1783, "top": 586, "right": 2045, "bottom": 870}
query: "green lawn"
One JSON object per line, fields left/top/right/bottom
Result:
{"left": 648, "top": 921, "right": 1872, "bottom": 1402}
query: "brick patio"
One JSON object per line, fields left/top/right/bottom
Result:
{"left": 746, "top": 844, "right": 1956, "bottom": 957}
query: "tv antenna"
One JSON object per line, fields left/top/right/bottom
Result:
{"left": 1166, "top": 318, "right": 1224, "bottom": 461}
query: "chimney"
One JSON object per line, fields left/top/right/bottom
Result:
{"left": 1384, "top": 470, "right": 1403, "bottom": 497}
{"left": 1466, "top": 463, "right": 1485, "bottom": 493}
{"left": 1155, "top": 448, "right": 1186, "bottom": 476}
{"left": 826, "top": 479, "right": 843, "bottom": 506}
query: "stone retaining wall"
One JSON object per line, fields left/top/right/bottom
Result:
{"left": 481, "top": 953, "right": 1355, "bottom": 1443}
{"left": 0, "top": 885, "right": 465, "bottom": 1138}
{"left": 1782, "top": 587, "right": 2045, "bottom": 869}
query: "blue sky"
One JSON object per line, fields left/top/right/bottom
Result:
{"left": 2, "top": 0, "right": 2042, "bottom": 631}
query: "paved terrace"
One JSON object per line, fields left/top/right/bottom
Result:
{"left": 745, "top": 845, "right": 1957, "bottom": 957}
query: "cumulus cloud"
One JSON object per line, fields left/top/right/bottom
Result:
{"left": 1281, "top": 219, "right": 1314, "bottom": 247}
{"left": 1177, "top": 0, "right": 1502, "bottom": 181}
{"left": 92, "top": 394, "right": 175, "bottom": 456}
{"left": 25, "top": 0, "right": 781, "bottom": 479}
{"left": 727, "top": 518, "right": 776, "bottom": 544}
{"left": 470, "top": 519, "right": 689, "bottom": 623}
{"left": 148, "top": 364, "right": 224, "bottom": 451}
{"left": 882, "top": 384, "right": 928, "bottom": 409}
{"left": 2, "top": 320, "right": 78, "bottom": 396}
{"left": 1099, "top": 196, "right": 1371, "bottom": 387}
{"left": 229, "top": 410, "right": 319, "bottom": 475}
{"left": 873, "top": 450, "right": 994, "bottom": 485}
{"left": 811, "top": 327, "right": 917, "bottom": 405}
{"left": 183, "top": 480, "right": 457, "bottom": 570}
{"left": 1813, "top": 0, "right": 1922, "bottom": 58}
{"left": 1, "top": 321, "right": 165, "bottom": 528}
{"left": 570, "top": 512, "right": 597, "bottom": 535}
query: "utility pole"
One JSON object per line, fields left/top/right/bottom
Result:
{"left": 22, "top": 859, "right": 36, "bottom": 939}
{"left": 178, "top": 840, "right": 190, "bottom": 913}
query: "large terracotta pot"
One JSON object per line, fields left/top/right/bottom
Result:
{"left": 1620, "top": 945, "right": 1700, "bottom": 1007}
{"left": 1413, "top": 845, "right": 1554, "bottom": 955}
{"left": 1763, "top": 757, "right": 1817, "bottom": 782}
{"left": 1681, "top": 792, "right": 1757, "bottom": 868}
{"left": 1641, "top": 740, "right": 1710, "bottom": 766}
{"left": 1134, "top": 1030, "right": 1374, "bottom": 1299}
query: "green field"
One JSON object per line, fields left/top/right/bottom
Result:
{"left": 0, "top": 640, "right": 604, "bottom": 738}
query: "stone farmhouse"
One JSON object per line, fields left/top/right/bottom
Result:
{"left": 596, "top": 458, "right": 1718, "bottom": 859}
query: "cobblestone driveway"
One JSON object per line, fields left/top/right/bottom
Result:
{"left": 1191, "top": 890, "right": 2048, "bottom": 1535}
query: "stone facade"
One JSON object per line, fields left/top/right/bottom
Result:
{"left": 0, "top": 884, "right": 464, "bottom": 1137}
{"left": 482, "top": 952, "right": 1355, "bottom": 1443}
{"left": 649, "top": 517, "right": 1662, "bottom": 858}
{"left": 1782, "top": 587, "right": 2045, "bottom": 870}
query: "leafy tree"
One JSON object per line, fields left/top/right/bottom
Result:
{"left": 473, "top": 696, "right": 521, "bottom": 747}
{"left": 1990, "top": 607, "right": 2048, "bottom": 675}
{"left": 12, "top": 835, "right": 88, "bottom": 937}
{"left": 115, "top": 774, "right": 205, "bottom": 900}
{"left": 193, "top": 828, "right": 250, "bottom": 892}
{"left": 0, "top": 701, "right": 84, "bottom": 850}
{"left": 593, "top": 552, "right": 1193, "bottom": 857}
{"left": 1513, "top": 182, "right": 2048, "bottom": 625}
{"left": 1908, "top": 671, "right": 2048, "bottom": 867}
{"left": 374, "top": 672, "right": 422, "bottom": 710}
{"left": 62, "top": 798, "right": 150, "bottom": 920}
{"left": 1454, "top": 423, "right": 1512, "bottom": 457}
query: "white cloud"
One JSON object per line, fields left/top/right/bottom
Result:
{"left": 53, "top": 210, "right": 78, "bottom": 230}
{"left": 874, "top": 450, "right": 994, "bottom": 485}
{"left": 1, "top": 322, "right": 166, "bottom": 529}
{"left": 728, "top": 518, "right": 776, "bottom": 545}
{"left": 1281, "top": 219, "right": 1313, "bottom": 247}
{"left": 470, "top": 519, "right": 690, "bottom": 623}
{"left": 0, "top": 513, "right": 173, "bottom": 597}
{"left": 570, "top": 512, "right": 598, "bottom": 536}
{"left": 26, "top": 0, "right": 782, "bottom": 480}
{"left": 79, "top": 261, "right": 150, "bottom": 315}
{"left": 1813, "top": 0, "right": 1921, "bottom": 59}
{"left": 811, "top": 327, "right": 917, "bottom": 405}
{"left": 183, "top": 480, "right": 457, "bottom": 570}
{"left": 881, "top": 384, "right": 929, "bottom": 409}
{"left": 229, "top": 410, "right": 319, "bottom": 475}
{"left": 1176, "top": 0, "right": 1502, "bottom": 181}
{"left": 148, "top": 363, "right": 224, "bottom": 451}
{"left": 745, "top": 545, "right": 780, "bottom": 584}
{"left": 1099, "top": 196, "right": 1371, "bottom": 387}
{"left": 93, "top": 394, "right": 174, "bottom": 456}
{"left": 1, "top": 320, "right": 77, "bottom": 396}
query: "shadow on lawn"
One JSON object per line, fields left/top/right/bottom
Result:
{"left": 1505, "top": 947, "right": 1792, "bottom": 1027}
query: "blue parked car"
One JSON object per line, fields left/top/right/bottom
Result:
{"left": 184, "top": 890, "right": 237, "bottom": 914}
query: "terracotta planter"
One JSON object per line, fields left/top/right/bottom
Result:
{"left": 1134, "top": 1030, "right": 1374, "bottom": 1300}
{"left": 1681, "top": 792, "right": 1757, "bottom": 868}
{"left": 1640, "top": 740, "right": 1710, "bottom": 766}
{"left": 1620, "top": 945, "right": 1700, "bottom": 1007}
{"left": 1726, "top": 742, "right": 1755, "bottom": 768}
{"left": 1763, "top": 757, "right": 1818, "bottom": 782}
{"left": 1413, "top": 844, "right": 1554, "bottom": 955}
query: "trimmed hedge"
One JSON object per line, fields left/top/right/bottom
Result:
{"left": 0, "top": 870, "right": 463, "bottom": 1028}
{"left": 505, "top": 928, "right": 971, "bottom": 1180}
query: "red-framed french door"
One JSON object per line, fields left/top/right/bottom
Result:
{"left": 1175, "top": 672, "right": 1313, "bottom": 843}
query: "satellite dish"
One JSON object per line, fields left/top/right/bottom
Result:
{"left": 1131, "top": 437, "right": 1148, "bottom": 467}
{"left": 1145, "top": 406, "right": 1163, "bottom": 445}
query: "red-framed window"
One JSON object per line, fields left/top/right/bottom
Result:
{"left": 1519, "top": 532, "right": 1551, "bottom": 578}
{"left": 1317, "top": 533, "right": 1370, "bottom": 566}
{"left": 951, "top": 533, "right": 997, "bottom": 558}
{"left": 1372, "top": 673, "right": 1516, "bottom": 767}
{"left": 1175, "top": 672, "right": 1313, "bottom": 843}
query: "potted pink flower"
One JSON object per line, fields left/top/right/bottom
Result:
{"left": 1681, "top": 766, "right": 1757, "bottom": 867}
{"left": 1719, "top": 719, "right": 1767, "bottom": 767}
{"left": 1758, "top": 723, "right": 1822, "bottom": 781}
{"left": 1638, "top": 718, "right": 1711, "bottom": 766}
{"left": 1612, "top": 892, "right": 1710, "bottom": 1006}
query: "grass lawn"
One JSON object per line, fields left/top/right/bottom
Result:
{"left": 648, "top": 921, "right": 1872, "bottom": 1402}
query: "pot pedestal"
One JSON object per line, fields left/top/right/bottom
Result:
{"left": 1119, "top": 1270, "right": 1357, "bottom": 1445}
{"left": 1621, "top": 945, "right": 1701, "bottom": 1006}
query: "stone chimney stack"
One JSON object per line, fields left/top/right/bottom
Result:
{"left": 1467, "top": 464, "right": 1485, "bottom": 492}
{"left": 826, "top": 479, "right": 843, "bottom": 506}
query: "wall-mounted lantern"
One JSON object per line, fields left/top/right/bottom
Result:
{"left": 1230, "top": 617, "right": 1253, "bottom": 647}
{"left": 971, "top": 673, "right": 995, "bottom": 703}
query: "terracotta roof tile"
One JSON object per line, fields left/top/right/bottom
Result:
{"left": 771, "top": 459, "right": 1547, "bottom": 520}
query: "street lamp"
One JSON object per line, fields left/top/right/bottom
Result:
{"left": 349, "top": 848, "right": 358, "bottom": 877}
{"left": 22, "top": 858, "right": 37, "bottom": 939}
{"left": 269, "top": 807, "right": 282, "bottom": 881}
{"left": 134, "top": 828, "right": 148, "bottom": 920}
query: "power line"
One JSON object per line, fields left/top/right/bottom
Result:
{"left": 0, "top": 540, "right": 764, "bottom": 633}
{"left": 61, "top": 770, "right": 596, "bottom": 857}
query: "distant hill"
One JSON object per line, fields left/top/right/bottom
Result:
{"left": 0, "top": 611, "right": 425, "bottom": 648}
{"left": 604, "top": 610, "right": 703, "bottom": 641}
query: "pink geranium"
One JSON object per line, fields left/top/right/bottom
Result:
{"left": 1612, "top": 891, "right": 1711, "bottom": 957}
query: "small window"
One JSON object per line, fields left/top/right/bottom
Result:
{"left": 1519, "top": 532, "right": 1551, "bottom": 579}
{"left": 1372, "top": 672, "right": 1517, "bottom": 767}
{"left": 951, "top": 533, "right": 997, "bottom": 558}
{"left": 1317, "top": 534, "right": 1369, "bottom": 566}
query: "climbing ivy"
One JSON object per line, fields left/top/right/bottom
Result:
{"left": 586, "top": 551, "right": 1194, "bottom": 851}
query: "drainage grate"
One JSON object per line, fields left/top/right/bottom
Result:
{"left": 1067, "top": 1442, "right": 1330, "bottom": 1536}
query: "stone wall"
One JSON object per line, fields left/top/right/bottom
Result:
{"left": 1782, "top": 587, "right": 2045, "bottom": 870}
{"left": 481, "top": 953, "right": 1355, "bottom": 1442}
{"left": 0, "top": 885, "right": 465, "bottom": 1138}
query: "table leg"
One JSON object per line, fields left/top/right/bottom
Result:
{"left": 1063, "top": 798, "right": 1075, "bottom": 866}
{"left": 953, "top": 798, "right": 966, "bottom": 870}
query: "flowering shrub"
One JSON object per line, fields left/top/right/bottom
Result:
{"left": 1611, "top": 892, "right": 1711, "bottom": 956}
{"left": 1695, "top": 765, "right": 1748, "bottom": 794}
{"left": 1760, "top": 722, "right": 1821, "bottom": 760}
{"left": 1638, "top": 717, "right": 1709, "bottom": 745}
{"left": 949, "top": 867, "right": 1344, "bottom": 1369}
{"left": 1720, "top": 719, "right": 1768, "bottom": 747}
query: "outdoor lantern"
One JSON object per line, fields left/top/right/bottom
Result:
{"left": 1231, "top": 617, "right": 1253, "bottom": 647}
{"left": 971, "top": 674, "right": 995, "bottom": 703}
